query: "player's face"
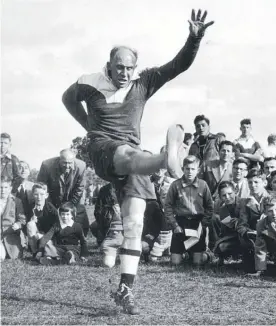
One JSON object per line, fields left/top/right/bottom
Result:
{"left": 240, "top": 124, "right": 251, "bottom": 137}
{"left": 264, "top": 159, "right": 276, "bottom": 176}
{"left": 195, "top": 120, "right": 209, "bottom": 137}
{"left": 183, "top": 162, "right": 199, "bottom": 182}
{"left": 33, "top": 188, "right": 48, "bottom": 207}
{"left": 109, "top": 49, "right": 137, "bottom": 89}
{"left": 232, "top": 163, "right": 248, "bottom": 181}
{"left": 59, "top": 211, "right": 73, "bottom": 224}
{"left": 219, "top": 145, "right": 234, "bottom": 163}
{"left": 19, "top": 163, "right": 30, "bottom": 179}
{"left": 248, "top": 176, "right": 266, "bottom": 195}
{"left": 0, "top": 138, "right": 11, "bottom": 155}
{"left": 0, "top": 182, "right": 12, "bottom": 200}
{"left": 219, "top": 186, "right": 236, "bottom": 205}
{"left": 266, "top": 204, "right": 276, "bottom": 223}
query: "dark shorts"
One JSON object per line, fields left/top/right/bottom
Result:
{"left": 88, "top": 137, "right": 156, "bottom": 202}
{"left": 170, "top": 218, "right": 206, "bottom": 254}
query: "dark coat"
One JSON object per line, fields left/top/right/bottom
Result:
{"left": 189, "top": 133, "right": 220, "bottom": 165}
{"left": 37, "top": 157, "right": 86, "bottom": 208}
{"left": 27, "top": 200, "right": 59, "bottom": 233}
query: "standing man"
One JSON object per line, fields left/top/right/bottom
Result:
{"left": 1, "top": 133, "right": 20, "bottom": 189}
{"left": 189, "top": 115, "right": 221, "bottom": 165}
{"left": 234, "top": 119, "right": 263, "bottom": 169}
{"left": 200, "top": 140, "right": 234, "bottom": 199}
{"left": 262, "top": 134, "right": 276, "bottom": 159}
{"left": 37, "top": 149, "right": 89, "bottom": 236}
{"left": 62, "top": 9, "right": 214, "bottom": 314}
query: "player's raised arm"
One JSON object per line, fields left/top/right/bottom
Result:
{"left": 142, "top": 9, "right": 214, "bottom": 99}
{"left": 62, "top": 82, "right": 88, "bottom": 131}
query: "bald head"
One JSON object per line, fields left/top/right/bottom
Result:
{"left": 107, "top": 46, "right": 138, "bottom": 89}
{"left": 59, "top": 149, "right": 75, "bottom": 173}
{"left": 110, "top": 46, "right": 138, "bottom": 62}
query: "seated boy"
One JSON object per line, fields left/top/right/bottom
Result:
{"left": 90, "top": 182, "right": 123, "bottom": 268}
{"left": 237, "top": 168, "right": 270, "bottom": 271}
{"left": 26, "top": 182, "right": 59, "bottom": 258}
{"left": 249, "top": 196, "right": 276, "bottom": 276}
{"left": 164, "top": 155, "right": 213, "bottom": 265}
{"left": 38, "top": 202, "right": 88, "bottom": 265}
{"left": 141, "top": 199, "right": 172, "bottom": 261}
{"left": 0, "top": 177, "right": 26, "bottom": 261}
{"left": 213, "top": 181, "right": 241, "bottom": 264}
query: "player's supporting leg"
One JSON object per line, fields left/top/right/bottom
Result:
{"left": 111, "top": 196, "right": 145, "bottom": 315}
{"left": 113, "top": 125, "right": 184, "bottom": 179}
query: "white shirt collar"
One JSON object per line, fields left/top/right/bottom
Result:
{"left": 34, "top": 205, "right": 44, "bottom": 211}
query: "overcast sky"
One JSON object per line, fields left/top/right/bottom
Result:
{"left": 2, "top": 0, "right": 276, "bottom": 169}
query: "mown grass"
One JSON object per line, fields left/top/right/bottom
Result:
{"left": 2, "top": 206, "right": 276, "bottom": 325}
{"left": 2, "top": 234, "right": 276, "bottom": 326}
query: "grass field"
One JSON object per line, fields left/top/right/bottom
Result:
{"left": 1, "top": 230, "right": 276, "bottom": 326}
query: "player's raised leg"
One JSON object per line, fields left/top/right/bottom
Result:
{"left": 113, "top": 124, "right": 185, "bottom": 179}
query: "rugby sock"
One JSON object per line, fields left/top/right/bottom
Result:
{"left": 119, "top": 214, "right": 143, "bottom": 288}
{"left": 120, "top": 273, "right": 135, "bottom": 288}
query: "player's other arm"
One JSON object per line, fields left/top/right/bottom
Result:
{"left": 144, "top": 9, "right": 214, "bottom": 98}
{"left": 62, "top": 83, "right": 88, "bottom": 131}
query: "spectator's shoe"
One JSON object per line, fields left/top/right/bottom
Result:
{"left": 141, "top": 234, "right": 155, "bottom": 255}
{"left": 102, "top": 222, "right": 124, "bottom": 249}
{"left": 163, "top": 247, "right": 171, "bottom": 257}
{"left": 64, "top": 251, "right": 76, "bottom": 265}
{"left": 150, "top": 231, "right": 172, "bottom": 259}
{"left": 39, "top": 256, "right": 54, "bottom": 266}
{"left": 102, "top": 222, "right": 124, "bottom": 268}
{"left": 217, "top": 257, "right": 224, "bottom": 266}
{"left": 166, "top": 124, "right": 185, "bottom": 179}
{"left": 111, "top": 283, "right": 140, "bottom": 315}
{"left": 247, "top": 270, "right": 264, "bottom": 277}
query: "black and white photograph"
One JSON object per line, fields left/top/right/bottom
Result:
{"left": 1, "top": 0, "right": 276, "bottom": 325}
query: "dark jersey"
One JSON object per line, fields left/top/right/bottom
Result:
{"left": 75, "top": 35, "right": 202, "bottom": 145}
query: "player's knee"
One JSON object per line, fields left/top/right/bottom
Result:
{"left": 123, "top": 215, "right": 144, "bottom": 239}
{"left": 171, "top": 253, "right": 183, "bottom": 265}
{"left": 114, "top": 145, "right": 138, "bottom": 174}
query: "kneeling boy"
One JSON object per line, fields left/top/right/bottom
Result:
{"left": 252, "top": 196, "right": 276, "bottom": 276}
{"left": 1, "top": 177, "right": 26, "bottom": 261}
{"left": 26, "top": 182, "right": 59, "bottom": 258}
{"left": 237, "top": 168, "right": 271, "bottom": 271}
{"left": 213, "top": 181, "right": 241, "bottom": 264}
{"left": 164, "top": 155, "right": 213, "bottom": 265}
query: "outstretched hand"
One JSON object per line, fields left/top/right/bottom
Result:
{"left": 188, "top": 9, "right": 214, "bottom": 37}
